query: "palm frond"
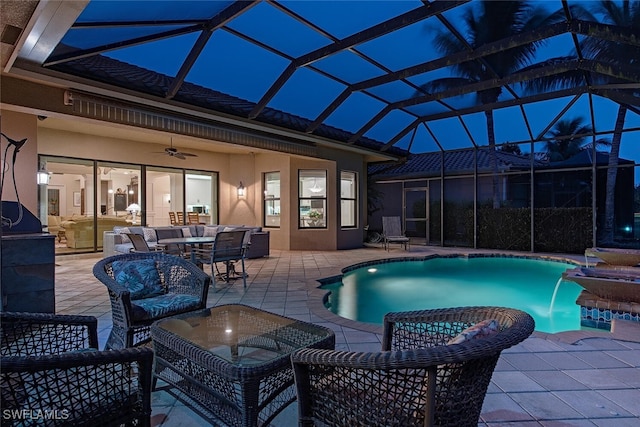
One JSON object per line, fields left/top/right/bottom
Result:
{"left": 419, "top": 77, "right": 476, "bottom": 94}
{"left": 518, "top": 57, "right": 587, "bottom": 93}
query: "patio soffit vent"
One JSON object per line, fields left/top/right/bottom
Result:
{"left": 64, "top": 90, "right": 319, "bottom": 157}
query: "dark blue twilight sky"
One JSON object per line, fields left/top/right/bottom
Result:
{"left": 62, "top": 0, "right": 638, "bottom": 177}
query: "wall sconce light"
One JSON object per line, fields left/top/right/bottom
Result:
{"left": 237, "top": 181, "right": 245, "bottom": 197}
{"left": 37, "top": 166, "right": 50, "bottom": 185}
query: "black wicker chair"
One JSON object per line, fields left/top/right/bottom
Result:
{"left": 93, "top": 252, "right": 211, "bottom": 349}
{"left": 1, "top": 311, "right": 153, "bottom": 427}
{"left": 292, "top": 306, "right": 535, "bottom": 427}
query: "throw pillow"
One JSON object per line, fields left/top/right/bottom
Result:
{"left": 181, "top": 227, "right": 192, "bottom": 238}
{"left": 142, "top": 227, "right": 157, "bottom": 242}
{"left": 203, "top": 226, "right": 218, "bottom": 238}
{"left": 447, "top": 319, "right": 499, "bottom": 345}
{"left": 113, "top": 227, "right": 131, "bottom": 243}
{"left": 111, "top": 259, "right": 163, "bottom": 300}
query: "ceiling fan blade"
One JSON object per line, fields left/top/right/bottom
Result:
{"left": 152, "top": 145, "right": 195, "bottom": 159}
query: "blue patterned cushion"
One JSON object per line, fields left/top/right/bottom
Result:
{"left": 130, "top": 294, "right": 201, "bottom": 321}
{"left": 111, "top": 259, "right": 163, "bottom": 300}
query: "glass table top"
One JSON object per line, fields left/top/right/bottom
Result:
{"left": 156, "top": 304, "right": 333, "bottom": 366}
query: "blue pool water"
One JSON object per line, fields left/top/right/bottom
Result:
{"left": 321, "top": 256, "right": 584, "bottom": 334}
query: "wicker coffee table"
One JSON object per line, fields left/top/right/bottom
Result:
{"left": 150, "top": 304, "right": 335, "bottom": 426}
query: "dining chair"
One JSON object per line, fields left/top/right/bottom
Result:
{"left": 126, "top": 233, "right": 159, "bottom": 253}
{"left": 176, "top": 212, "right": 185, "bottom": 224}
{"left": 199, "top": 229, "right": 249, "bottom": 289}
{"left": 155, "top": 227, "right": 185, "bottom": 257}
{"left": 169, "top": 211, "right": 178, "bottom": 226}
{"left": 187, "top": 212, "right": 200, "bottom": 224}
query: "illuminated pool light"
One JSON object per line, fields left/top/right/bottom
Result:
{"left": 367, "top": 268, "right": 377, "bottom": 273}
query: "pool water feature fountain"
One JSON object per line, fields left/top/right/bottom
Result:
{"left": 548, "top": 277, "right": 564, "bottom": 315}
{"left": 320, "top": 255, "right": 583, "bottom": 334}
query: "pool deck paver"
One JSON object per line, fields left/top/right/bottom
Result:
{"left": 53, "top": 246, "right": 640, "bottom": 426}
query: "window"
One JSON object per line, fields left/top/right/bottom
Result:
{"left": 299, "top": 170, "right": 326, "bottom": 228}
{"left": 264, "top": 172, "right": 280, "bottom": 227}
{"left": 340, "top": 171, "right": 357, "bottom": 228}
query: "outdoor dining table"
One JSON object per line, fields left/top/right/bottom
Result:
{"left": 157, "top": 236, "right": 216, "bottom": 265}
{"left": 151, "top": 304, "right": 335, "bottom": 426}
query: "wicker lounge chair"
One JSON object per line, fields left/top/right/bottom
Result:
{"left": 292, "top": 306, "right": 535, "bottom": 427}
{"left": 93, "top": 252, "right": 211, "bottom": 349}
{"left": 1, "top": 311, "right": 153, "bottom": 426}
{"left": 382, "top": 216, "right": 410, "bottom": 250}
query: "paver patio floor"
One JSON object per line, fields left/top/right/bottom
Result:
{"left": 55, "top": 246, "right": 640, "bottom": 426}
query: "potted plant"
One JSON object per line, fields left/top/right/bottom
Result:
{"left": 308, "top": 210, "right": 323, "bottom": 226}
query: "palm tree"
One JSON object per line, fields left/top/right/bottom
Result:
{"left": 499, "top": 143, "right": 522, "bottom": 156}
{"left": 524, "top": 1, "right": 640, "bottom": 242}
{"left": 586, "top": 1, "right": 639, "bottom": 243}
{"left": 545, "top": 117, "right": 610, "bottom": 162}
{"left": 420, "top": 1, "right": 563, "bottom": 208}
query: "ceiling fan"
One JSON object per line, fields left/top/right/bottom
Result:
{"left": 155, "top": 139, "right": 198, "bottom": 160}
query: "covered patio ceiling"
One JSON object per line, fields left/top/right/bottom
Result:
{"left": 4, "top": 0, "right": 640, "bottom": 159}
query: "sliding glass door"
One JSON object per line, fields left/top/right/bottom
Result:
{"left": 40, "top": 156, "right": 219, "bottom": 254}
{"left": 145, "top": 167, "right": 218, "bottom": 226}
{"left": 185, "top": 170, "right": 218, "bottom": 225}
{"left": 146, "top": 167, "right": 184, "bottom": 227}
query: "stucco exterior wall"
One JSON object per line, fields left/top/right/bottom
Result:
{"left": 2, "top": 105, "right": 373, "bottom": 252}
{"left": 254, "top": 153, "right": 291, "bottom": 250}
{"left": 0, "top": 110, "right": 38, "bottom": 215}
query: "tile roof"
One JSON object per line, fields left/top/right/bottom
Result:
{"left": 369, "top": 148, "right": 634, "bottom": 181}
{"left": 369, "top": 148, "right": 542, "bottom": 181}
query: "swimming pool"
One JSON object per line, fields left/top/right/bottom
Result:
{"left": 320, "top": 255, "right": 584, "bottom": 334}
